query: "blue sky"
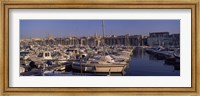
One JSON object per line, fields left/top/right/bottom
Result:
{"left": 20, "top": 20, "right": 180, "bottom": 38}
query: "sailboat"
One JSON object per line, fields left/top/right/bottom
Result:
{"left": 93, "top": 20, "right": 127, "bottom": 73}
{"left": 72, "top": 20, "right": 127, "bottom": 74}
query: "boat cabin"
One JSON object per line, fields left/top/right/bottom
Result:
{"left": 20, "top": 51, "right": 30, "bottom": 60}
{"left": 38, "top": 51, "right": 52, "bottom": 60}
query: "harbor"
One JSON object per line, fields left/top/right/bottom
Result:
{"left": 20, "top": 20, "right": 180, "bottom": 76}
{"left": 20, "top": 44, "right": 180, "bottom": 76}
{"left": 20, "top": 44, "right": 134, "bottom": 76}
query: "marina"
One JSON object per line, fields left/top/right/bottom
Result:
{"left": 20, "top": 45, "right": 134, "bottom": 76}
{"left": 20, "top": 46, "right": 180, "bottom": 76}
{"left": 20, "top": 20, "right": 180, "bottom": 76}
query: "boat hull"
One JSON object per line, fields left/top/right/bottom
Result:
{"left": 72, "top": 63, "right": 126, "bottom": 73}
{"left": 95, "top": 65, "right": 125, "bottom": 73}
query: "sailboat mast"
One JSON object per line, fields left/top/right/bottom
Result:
{"left": 102, "top": 20, "right": 105, "bottom": 39}
{"left": 102, "top": 20, "right": 105, "bottom": 56}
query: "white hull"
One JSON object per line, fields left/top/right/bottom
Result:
{"left": 72, "top": 63, "right": 126, "bottom": 73}
{"left": 95, "top": 65, "right": 125, "bottom": 72}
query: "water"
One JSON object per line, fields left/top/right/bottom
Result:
{"left": 124, "top": 47, "right": 180, "bottom": 76}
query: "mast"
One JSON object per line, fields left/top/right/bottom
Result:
{"left": 73, "top": 35, "right": 75, "bottom": 46}
{"left": 60, "top": 32, "right": 62, "bottom": 45}
{"left": 102, "top": 20, "right": 105, "bottom": 56}
{"left": 69, "top": 33, "right": 71, "bottom": 46}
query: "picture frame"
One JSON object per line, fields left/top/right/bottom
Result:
{"left": 0, "top": 0, "right": 199, "bottom": 96}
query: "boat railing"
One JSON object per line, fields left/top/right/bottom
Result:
{"left": 79, "top": 63, "right": 126, "bottom": 67}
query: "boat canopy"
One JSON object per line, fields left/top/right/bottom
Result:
{"left": 100, "top": 55, "right": 114, "bottom": 63}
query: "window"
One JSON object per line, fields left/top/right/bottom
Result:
{"left": 45, "top": 53, "right": 49, "bottom": 57}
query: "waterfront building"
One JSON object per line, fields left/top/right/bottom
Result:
{"left": 147, "top": 32, "right": 180, "bottom": 47}
{"left": 147, "top": 32, "right": 170, "bottom": 46}
{"left": 21, "top": 32, "right": 179, "bottom": 47}
{"left": 170, "top": 33, "right": 180, "bottom": 47}
{"left": 104, "top": 34, "right": 145, "bottom": 46}
{"left": 21, "top": 34, "right": 146, "bottom": 47}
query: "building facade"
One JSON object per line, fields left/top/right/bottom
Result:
{"left": 104, "top": 34, "right": 144, "bottom": 46}
{"left": 21, "top": 32, "right": 179, "bottom": 47}
{"left": 147, "top": 32, "right": 180, "bottom": 47}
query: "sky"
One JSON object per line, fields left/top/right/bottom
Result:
{"left": 20, "top": 20, "right": 180, "bottom": 38}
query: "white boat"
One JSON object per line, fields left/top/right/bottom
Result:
{"left": 145, "top": 46, "right": 164, "bottom": 54}
{"left": 37, "top": 51, "right": 53, "bottom": 60}
{"left": 57, "top": 56, "right": 67, "bottom": 64}
{"left": 20, "top": 67, "right": 25, "bottom": 73}
{"left": 28, "top": 51, "right": 54, "bottom": 67}
{"left": 72, "top": 62, "right": 126, "bottom": 73}
{"left": 174, "top": 48, "right": 180, "bottom": 62}
{"left": 72, "top": 55, "right": 127, "bottom": 73}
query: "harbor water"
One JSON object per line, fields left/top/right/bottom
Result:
{"left": 124, "top": 47, "right": 180, "bottom": 76}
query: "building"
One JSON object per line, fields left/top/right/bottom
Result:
{"left": 147, "top": 32, "right": 170, "bottom": 46}
{"left": 170, "top": 33, "right": 180, "bottom": 47}
{"left": 104, "top": 34, "right": 145, "bottom": 46}
{"left": 22, "top": 32, "right": 181, "bottom": 47}
{"left": 147, "top": 32, "right": 180, "bottom": 47}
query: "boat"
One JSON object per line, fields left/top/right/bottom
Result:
{"left": 37, "top": 51, "right": 53, "bottom": 60}
{"left": 72, "top": 61, "right": 126, "bottom": 73}
{"left": 155, "top": 50, "right": 174, "bottom": 59}
{"left": 20, "top": 51, "right": 30, "bottom": 60}
{"left": 164, "top": 48, "right": 180, "bottom": 65}
{"left": 173, "top": 48, "right": 180, "bottom": 63}
{"left": 91, "top": 55, "right": 127, "bottom": 72}
{"left": 71, "top": 20, "right": 129, "bottom": 73}
{"left": 146, "top": 46, "right": 178, "bottom": 60}
{"left": 145, "top": 46, "right": 164, "bottom": 54}
{"left": 28, "top": 51, "right": 54, "bottom": 67}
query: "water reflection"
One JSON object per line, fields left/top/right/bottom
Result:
{"left": 124, "top": 47, "right": 180, "bottom": 76}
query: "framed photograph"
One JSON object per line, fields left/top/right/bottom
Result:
{"left": 0, "top": 0, "right": 199, "bottom": 95}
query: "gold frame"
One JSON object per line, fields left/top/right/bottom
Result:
{"left": 0, "top": 0, "right": 199, "bottom": 96}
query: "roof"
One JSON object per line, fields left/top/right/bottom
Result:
{"left": 149, "top": 32, "right": 169, "bottom": 34}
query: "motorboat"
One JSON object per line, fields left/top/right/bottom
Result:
{"left": 20, "top": 51, "right": 30, "bottom": 60}
{"left": 72, "top": 55, "right": 127, "bottom": 73}
{"left": 37, "top": 51, "right": 53, "bottom": 60}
